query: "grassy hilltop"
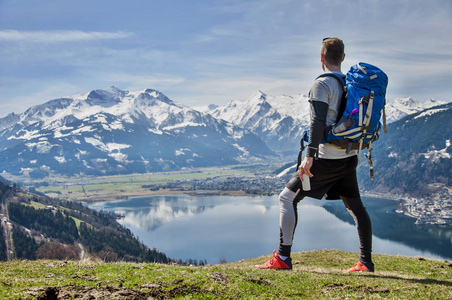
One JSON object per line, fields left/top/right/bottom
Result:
{"left": 3, "top": 249, "right": 451, "bottom": 299}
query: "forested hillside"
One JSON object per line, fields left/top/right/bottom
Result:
{"left": 0, "top": 179, "right": 169, "bottom": 263}
{"left": 358, "top": 103, "right": 451, "bottom": 197}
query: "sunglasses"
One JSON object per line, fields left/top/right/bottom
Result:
{"left": 323, "top": 37, "right": 343, "bottom": 44}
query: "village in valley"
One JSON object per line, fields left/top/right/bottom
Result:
{"left": 396, "top": 194, "right": 452, "bottom": 225}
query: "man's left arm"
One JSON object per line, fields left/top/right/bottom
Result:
{"left": 298, "top": 100, "right": 329, "bottom": 180}
{"left": 305, "top": 100, "right": 329, "bottom": 158}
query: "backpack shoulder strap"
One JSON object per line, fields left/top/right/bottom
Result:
{"left": 316, "top": 72, "right": 346, "bottom": 85}
{"left": 316, "top": 73, "right": 347, "bottom": 124}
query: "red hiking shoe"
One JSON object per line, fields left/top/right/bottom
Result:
{"left": 254, "top": 250, "right": 292, "bottom": 270}
{"left": 342, "top": 261, "right": 374, "bottom": 273}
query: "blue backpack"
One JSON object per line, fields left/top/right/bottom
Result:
{"left": 318, "top": 63, "right": 389, "bottom": 179}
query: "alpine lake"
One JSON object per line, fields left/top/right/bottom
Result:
{"left": 88, "top": 194, "right": 452, "bottom": 264}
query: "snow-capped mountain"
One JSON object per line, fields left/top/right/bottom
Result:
{"left": 207, "top": 91, "right": 310, "bottom": 152}
{"left": 0, "top": 87, "right": 273, "bottom": 178}
{"left": 385, "top": 97, "right": 446, "bottom": 123}
{"left": 205, "top": 93, "right": 446, "bottom": 153}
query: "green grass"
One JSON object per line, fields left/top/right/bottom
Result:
{"left": 69, "top": 216, "right": 84, "bottom": 230}
{"left": 29, "top": 201, "right": 47, "bottom": 210}
{"left": 2, "top": 250, "right": 451, "bottom": 299}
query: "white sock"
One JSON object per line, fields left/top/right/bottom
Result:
{"left": 279, "top": 255, "right": 289, "bottom": 261}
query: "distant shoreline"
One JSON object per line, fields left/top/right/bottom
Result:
{"left": 78, "top": 189, "right": 251, "bottom": 203}
{"left": 77, "top": 188, "right": 405, "bottom": 204}
{"left": 362, "top": 192, "right": 405, "bottom": 202}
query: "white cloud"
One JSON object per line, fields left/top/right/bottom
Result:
{"left": 99, "top": 73, "right": 186, "bottom": 93}
{"left": 0, "top": 30, "right": 133, "bottom": 42}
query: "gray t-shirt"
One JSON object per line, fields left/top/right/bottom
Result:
{"left": 308, "top": 73, "right": 357, "bottom": 159}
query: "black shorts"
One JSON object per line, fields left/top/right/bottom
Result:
{"left": 287, "top": 155, "right": 360, "bottom": 200}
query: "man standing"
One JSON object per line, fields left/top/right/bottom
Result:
{"left": 255, "top": 37, "right": 374, "bottom": 272}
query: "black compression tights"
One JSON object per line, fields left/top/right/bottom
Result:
{"left": 341, "top": 196, "right": 373, "bottom": 263}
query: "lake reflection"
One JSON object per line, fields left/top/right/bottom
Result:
{"left": 94, "top": 195, "right": 215, "bottom": 231}
{"left": 89, "top": 195, "right": 452, "bottom": 264}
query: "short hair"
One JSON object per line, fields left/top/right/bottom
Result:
{"left": 321, "top": 37, "right": 345, "bottom": 66}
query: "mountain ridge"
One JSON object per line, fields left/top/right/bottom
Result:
{"left": 0, "top": 86, "right": 448, "bottom": 182}
{"left": 0, "top": 87, "right": 273, "bottom": 178}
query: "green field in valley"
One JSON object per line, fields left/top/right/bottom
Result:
{"left": 22, "top": 165, "right": 271, "bottom": 202}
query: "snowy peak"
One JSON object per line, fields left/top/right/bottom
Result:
{"left": 385, "top": 97, "right": 446, "bottom": 123}
{"left": 265, "top": 93, "right": 310, "bottom": 122}
{"left": 105, "top": 86, "right": 128, "bottom": 97}
{"left": 0, "top": 112, "right": 20, "bottom": 131}
{"left": 2, "top": 87, "right": 183, "bottom": 131}
{"left": 207, "top": 91, "right": 308, "bottom": 151}
{"left": 87, "top": 89, "right": 122, "bottom": 107}
{"left": 247, "top": 90, "right": 267, "bottom": 102}
{"left": 86, "top": 86, "right": 130, "bottom": 106}
{"left": 395, "top": 97, "right": 419, "bottom": 107}
{"left": 210, "top": 90, "right": 278, "bottom": 129}
{"left": 424, "top": 98, "right": 445, "bottom": 108}
{"left": 143, "top": 88, "right": 175, "bottom": 105}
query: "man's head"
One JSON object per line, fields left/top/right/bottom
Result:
{"left": 321, "top": 37, "right": 345, "bottom": 69}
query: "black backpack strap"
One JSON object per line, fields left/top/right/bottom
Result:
{"left": 296, "top": 131, "right": 309, "bottom": 170}
{"left": 316, "top": 73, "right": 347, "bottom": 124}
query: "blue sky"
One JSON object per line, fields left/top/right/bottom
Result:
{"left": 0, "top": 0, "right": 451, "bottom": 117}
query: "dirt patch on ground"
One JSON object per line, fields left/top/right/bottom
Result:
{"left": 205, "top": 272, "right": 230, "bottom": 284}
{"left": 323, "top": 283, "right": 390, "bottom": 294}
{"left": 24, "top": 281, "right": 203, "bottom": 300}
{"left": 432, "top": 263, "right": 452, "bottom": 269}
{"left": 242, "top": 277, "right": 273, "bottom": 286}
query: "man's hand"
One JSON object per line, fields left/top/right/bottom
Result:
{"left": 298, "top": 156, "right": 314, "bottom": 181}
